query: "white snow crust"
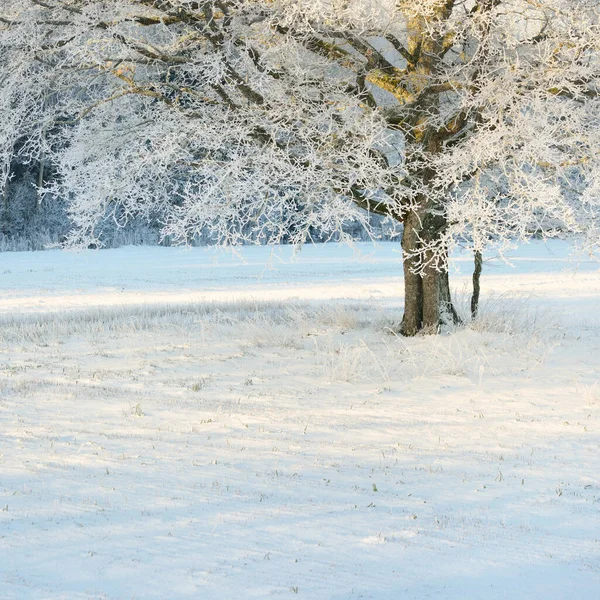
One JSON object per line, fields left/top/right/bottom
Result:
{"left": 0, "top": 240, "right": 599, "bottom": 599}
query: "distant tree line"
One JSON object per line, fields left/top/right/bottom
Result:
{"left": 0, "top": 159, "right": 400, "bottom": 251}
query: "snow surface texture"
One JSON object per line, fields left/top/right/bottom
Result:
{"left": 0, "top": 241, "right": 599, "bottom": 599}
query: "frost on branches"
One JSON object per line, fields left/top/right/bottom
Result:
{"left": 1, "top": 0, "right": 599, "bottom": 334}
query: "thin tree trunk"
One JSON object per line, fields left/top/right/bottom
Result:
{"left": 471, "top": 250, "right": 483, "bottom": 319}
{"left": 37, "top": 158, "right": 45, "bottom": 206}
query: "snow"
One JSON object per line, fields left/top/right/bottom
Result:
{"left": 1, "top": 240, "right": 599, "bottom": 317}
{"left": 0, "top": 240, "right": 599, "bottom": 599}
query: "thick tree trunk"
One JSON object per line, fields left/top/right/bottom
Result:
{"left": 400, "top": 212, "right": 424, "bottom": 336}
{"left": 440, "top": 268, "right": 461, "bottom": 325}
{"left": 400, "top": 209, "right": 459, "bottom": 336}
{"left": 398, "top": 5, "right": 460, "bottom": 336}
{"left": 400, "top": 264, "right": 458, "bottom": 336}
{"left": 421, "top": 249, "right": 441, "bottom": 333}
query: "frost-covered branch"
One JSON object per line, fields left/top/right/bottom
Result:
{"left": 0, "top": 0, "right": 598, "bottom": 266}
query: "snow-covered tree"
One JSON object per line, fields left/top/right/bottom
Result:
{"left": 1, "top": 0, "right": 599, "bottom": 334}
{"left": 280, "top": 0, "right": 600, "bottom": 332}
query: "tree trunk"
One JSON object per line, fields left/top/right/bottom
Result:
{"left": 400, "top": 209, "right": 459, "bottom": 336}
{"left": 400, "top": 212, "right": 424, "bottom": 336}
{"left": 397, "top": 4, "right": 461, "bottom": 336}
{"left": 471, "top": 250, "right": 483, "bottom": 319}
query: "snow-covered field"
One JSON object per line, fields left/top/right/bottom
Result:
{"left": 1, "top": 241, "right": 599, "bottom": 599}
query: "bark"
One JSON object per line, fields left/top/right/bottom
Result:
{"left": 421, "top": 255, "right": 440, "bottom": 333}
{"left": 400, "top": 209, "right": 460, "bottom": 336}
{"left": 396, "top": 3, "right": 462, "bottom": 335}
{"left": 471, "top": 250, "right": 483, "bottom": 319}
{"left": 400, "top": 211, "right": 423, "bottom": 336}
{"left": 440, "top": 268, "right": 461, "bottom": 325}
